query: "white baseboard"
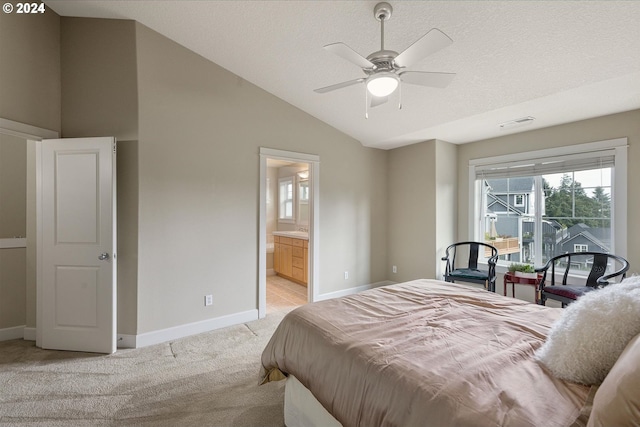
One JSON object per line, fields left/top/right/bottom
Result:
{"left": 0, "top": 325, "right": 26, "bottom": 342}
{"left": 124, "top": 309, "right": 259, "bottom": 349}
{"left": 117, "top": 334, "right": 137, "bottom": 349}
{"left": 23, "top": 327, "right": 37, "bottom": 341}
{"left": 316, "top": 280, "right": 394, "bottom": 301}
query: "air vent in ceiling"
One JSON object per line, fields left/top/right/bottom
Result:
{"left": 499, "top": 116, "right": 535, "bottom": 129}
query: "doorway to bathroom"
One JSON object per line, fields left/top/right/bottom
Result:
{"left": 258, "top": 148, "right": 319, "bottom": 318}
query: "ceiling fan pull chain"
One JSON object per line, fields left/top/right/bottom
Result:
{"left": 399, "top": 83, "right": 402, "bottom": 110}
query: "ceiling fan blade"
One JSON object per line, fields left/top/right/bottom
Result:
{"left": 324, "top": 43, "right": 375, "bottom": 69}
{"left": 314, "top": 78, "right": 365, "bottom": 94}
{"left": 370, "top": 95, "right": 389, "bottom": 108}
{"left": 399, "top": 71, "right": 456, "bottom": 88}
{"left": 394, "top": 28, "right": 453, "bottom": 68}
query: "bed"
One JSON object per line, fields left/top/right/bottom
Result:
{"left": 260, "top": 279, "right": 595, "bottom": 427}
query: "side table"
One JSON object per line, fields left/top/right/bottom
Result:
{"left": 503, "top": 272, "right": 543, "bottom": 304}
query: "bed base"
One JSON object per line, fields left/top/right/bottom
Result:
{"left": 284, "top": 375, "right": 342, "bottom": 427}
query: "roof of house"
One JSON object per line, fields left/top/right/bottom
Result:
{"left": 486, "top": 177, "right": 535, "bottom": 193}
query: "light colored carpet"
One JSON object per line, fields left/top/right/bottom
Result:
{"left": 0, "top": 311, "right": 291, "bottom": 427}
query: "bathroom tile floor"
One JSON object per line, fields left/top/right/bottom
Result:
{"left": 267, "top": 275, "right": 307, "bottom": 313}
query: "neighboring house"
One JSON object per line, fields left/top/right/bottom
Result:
{"left": 484, "top": 177, "right": 537, "bottom": 262}
{"left": 486, "top": 177, "right": 536, "bottom": 217}
{"left": 558, "top": 223, "right": 611, "bottom": 254}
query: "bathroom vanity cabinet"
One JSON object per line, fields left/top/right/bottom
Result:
{"left": 274, "top": 235, "right": 308, "bottom": 286}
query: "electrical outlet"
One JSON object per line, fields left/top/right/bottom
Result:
{"left": 344, "top": 271, "right": 349, "bottom": 280}
{"left": 205, "top": 295, "right": 213, "bottom": 306}
{"left": 392, "top": 265, "right": 397, "bottom": 274}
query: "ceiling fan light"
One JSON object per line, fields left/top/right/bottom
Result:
{"left": 366, "top": 73, "right": 399, "bottom": 97}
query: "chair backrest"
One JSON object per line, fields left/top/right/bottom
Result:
{"left": 537, "top": 252, "right": 630, "bottom": 288}
{"left": 443, "top": 241, "right": 499, "bottom": 271}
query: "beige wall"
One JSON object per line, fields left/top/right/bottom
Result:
{"left": 387, "top": 139, "right": 457, "bottom": 283}
{"left": 60, "top": 17, "right": 140, "bottom": 335}
{"left": 115, "top": 140, "right": 139, "bottom": 335}
{"left": 0, "top": 133, "right": 27, "bottom": 329}
{"left": 61, "top": 18, "right": 138, "bottom": 141}
{"left": 434, "top": 140, "right": 458, "bottom": 279}
{"left": 457, "top": 109, "right": 640, "bottom": 276}
{"left": 0, "top": 133, "right": 26, "bottom": 237}
{"left": 135, "top": 23, "right": 388, "bottom": 333}
{"left": 0, "top": 1, "right": 60, "bottom": 132}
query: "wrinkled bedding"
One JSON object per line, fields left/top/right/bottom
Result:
{"left": 261, "top": 279, "right": 591, "bottom": 427}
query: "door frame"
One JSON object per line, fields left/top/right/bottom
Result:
{"left": 258, "top": 147, "right": 320, "bottom": 318}
{"left": 0, "top": 118, "right": 58, "bottom": 345}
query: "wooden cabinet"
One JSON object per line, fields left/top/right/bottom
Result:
{"left": 274, "top": 235, "right": 308, "bottom": 286}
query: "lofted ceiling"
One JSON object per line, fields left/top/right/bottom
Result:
{"left": 43, "top": 1, "right": 640, "bottom": 150}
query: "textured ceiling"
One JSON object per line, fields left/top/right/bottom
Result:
{"left": 43, "top": 1, "right": 640, "bottom": 149}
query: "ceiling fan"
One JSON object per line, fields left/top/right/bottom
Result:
{"left": 314, "top": 2, "right": 455, "bottom": 114}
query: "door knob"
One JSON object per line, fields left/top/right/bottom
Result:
{"left": 98, "top": 252, "right": 110, "bottom": 261}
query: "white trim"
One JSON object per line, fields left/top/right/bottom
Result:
{"left": 469, "top": 137, "right": 627, "bottom": 167}
{"left": 259, "top": 154, "right": 267, "bottom": 317}
{"left": 132, "top": 309, "right": 258, "bottom": 349}
{"left": 23, "top": 327, "right": 37, "bottom": 341}
{"left": 0, "top": 238, "right": 26, "bottom": 249}
{"left": 613, "top": 145, "right": 628, "bottom": 258}
{"left": 315, "top": 280, "right": 393, "bottom": 301}
{"left": 116, "top": 334, "right": 137, "bottom": 349}
{"left": 260, "top": 147, "right": 320, "bottom": 163}
{"left": 0, "top": 325, "right": 26, "bottom": 342}
{"left": 259, "top": 147, "right": 320, "bottom": 318}
{"left": 0, "top": 118, "right": 58, "bottom": 140}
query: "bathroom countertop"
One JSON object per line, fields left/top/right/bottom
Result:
{"left": 273, "top": 231, "right": 309, "bottom": 240}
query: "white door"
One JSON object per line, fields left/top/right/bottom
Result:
{"left": 40, "top": 137, "right": 116, "bottom": 353}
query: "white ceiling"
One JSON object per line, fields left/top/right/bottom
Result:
{"left": 43, "top": 1, "right": 640, "bottom": 150}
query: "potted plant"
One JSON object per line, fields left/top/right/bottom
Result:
{"left": 508, "top": 263, "right": 537, "bottom": 279}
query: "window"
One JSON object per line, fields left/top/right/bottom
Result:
{"left": 469, "top": 138, "right": 627, "bottom": 276}
{"left": 514, "top": 194, "right": 525, "bottom": 207}
{"left": 278, "top": 177, "right": 295, "bottom": 222}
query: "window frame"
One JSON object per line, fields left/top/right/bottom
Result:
{"left": 514, "top": 194, "right": 525, "bottom": 207}
{"left": 468, "top": 138, "right": 628, "bottom": 270}
{"left": 574, "top": 244, "right": 589, "bottom": 252}
{"left": 278, "top": 176, "right": 295, "bottom": 223}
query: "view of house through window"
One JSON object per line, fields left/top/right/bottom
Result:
{"left": 480, "top": 166, "right": 613, "bottom": 276}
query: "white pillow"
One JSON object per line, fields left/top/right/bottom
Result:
{"left": 535, "top": 275, "right": 640, "bottom": 385}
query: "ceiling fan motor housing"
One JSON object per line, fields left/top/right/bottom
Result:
{"left": 366, "top": 50, "right": 399, "bottom": 74}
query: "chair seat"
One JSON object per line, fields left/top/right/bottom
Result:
{"left": 543, "top": 286, "right": 594, "bottom": 300}
{"left": 448, "top": 268, "right": 489, "bottom": 281}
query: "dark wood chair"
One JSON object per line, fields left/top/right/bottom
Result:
{"left": 442, "top": 241, "right": 499, "bottom": 292}
{"left": 536, "top": 252, "right": 630, "bottom": 307}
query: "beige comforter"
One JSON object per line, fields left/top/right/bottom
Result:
{"left": 261, "top": 279, "right": 591, "bottom": 427}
